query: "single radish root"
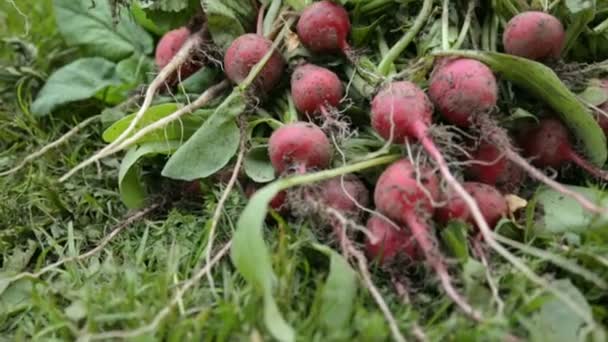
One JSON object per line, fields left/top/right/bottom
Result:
{"left": 268, "top": 122, "right": 332, "bottom": 175}
{"left": 519, "top": 118, "right": 608, "bottom": 182}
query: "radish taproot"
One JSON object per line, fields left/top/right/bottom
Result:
{"left": 224, "top": 34, "right": 285, "bottom": 94}
{"left": 428, "top": 58, "right": 498, "bottom": 127}
{"left": 291, "top": 64, "right": 343, "bottom": 117}
{"left": 520, "top": 118, "right": 608, "bottom": 181}
{"left": 365, "top": 215, "right": 419, "bottom": 265}
{"left": 502, "top": 11, "right": 565, "bottom": 61}
{"left": 297, "top": 0, "right": 352, "bottom": 57}
{"left": 374, "top": 159, "right": 481, "bottom": 320}
{"left": 436, "top": 182, "right": 508, "bottom": 228}
{"left": 268, "top": 122, "right": 332, "bottom": 174}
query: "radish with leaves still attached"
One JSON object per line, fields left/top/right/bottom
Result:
{"left": 297, "top": 0, "right": 353, "bottom": 58}
{"left": 268, "top": 122, "right": 332, "bottom": 174}
{"left": 291, "top": 64, "right": 343, "bottom": 117}
{"left": 502, "top": 11, "right": 565, "bottom": 61}
{"left": 365, "top": 215, "right": 419, "bottom": 265}
{"left": 436, "top": 182, "right": 508, "bottom": 229}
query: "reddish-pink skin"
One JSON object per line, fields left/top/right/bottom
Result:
{"left": 374, "top": 159, "right": 440, "bottom": 223}
{"left": 371, "top": 81, "right": 434, "bottom": 143}
{"left": 155, "top": 27, "right": 200, "bottom": 80}
{"left": 521, "top": 118, "right": 573, "bottom": 168}
{"left": 365, "top": 215, "right": 419, "bottom": 265}
{"left": 428, "top": 58, "right": 498, "bottom": 127}
{"left": 503, "top": 11, "right": 565, "bottom": 60}
{"left": 436, "top": 182, "right": 508, "bottom": 229}
{"left": 224, "top": 34, "right": 286, "bottom": 94}
{"left": 291, "top": 64, "right": 343, "bottom": 116}
{"left": 320, "top": 175, "right": 369, "bottom": 215}
{"left": 297, "top": 0, "right": 351, "bottom": 55}
{"left": 268, "top": 122, "right": 332, "bottom": 174}
{"left": 466, "top": 141, "right": 525, "bottom": 192}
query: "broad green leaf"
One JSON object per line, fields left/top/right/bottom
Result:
{"left": 102, "top": 103, "right": 208, "bottom": 144}
{"left": 313, "top": 244, "right": 358, "bottom": 332}
{"left": 131, "top": 3, "right": 164, "bottom": 36}
{"left": 202, "top": 0, "right": 256, "bottom": 50}
{"left": 578, "top": 86, "right": 608, "bottom": 106}
{"left": 119, "top": 141, "right": 180, "bottom": 208}
{"left": 54, "top": 0, "right": 153, "bottom": 61}
{"left": 31, "top": 58, "right": 122, "bottom": 116}
{"left": 162, "top": 92, "right": 245, "bottom": 180}
{"left": 136, "top": 0, "right": 201, "bottom": 33}
{"left": 244, "top": 146, "right": 276, "bottom": 183}
{"left": 535, "top": 185, "right": 608, "bottom": 234}
{"left": 352, "top": 16, "right": 385, "bottom": 47}
{"left": 529, "top": 279, "right": 596, "bottom": 342}
{"left": 102, "top": 54, "right": 155, "bottom": 105}
{"left": 231, "top": 155, "right": 398, "bottom": 342}
{"left": 563, "top": 0, "right": 596, "bottom": 55}
{"left": 438, "top": 50, "right": 607, "bottom": 166}
{"left": 179, "top": 67, "right": 222, "bottom": 94}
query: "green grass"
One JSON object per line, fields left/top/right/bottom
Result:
{"left": 1, "top": 1, "right": 607, "bottom": 341}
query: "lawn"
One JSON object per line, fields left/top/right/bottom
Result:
{"left": 1, "top": 1, "right": 607, "bottom": 341}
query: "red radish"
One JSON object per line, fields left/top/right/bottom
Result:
{"left": 520, "top": 118, "right": 608, "bottom": 180}
{"left": 224, "top": 34, "right": 286, "bottom": 94}
{"left": 503, "top": 11, "right": 565, "bottom": 61}
{"left": 466, "top": 141, "right": 525, "bottom": 192}
{"left": 297, "top": 1, "right": 352, "bottom": 56}
{"left": 268, "top": 122, "right": 332, "bottom": 174}
{"left": 291, "top": 64, "right": 343, "bottom": 117}
{"left": 155, "top": 27, "right": 200, "bottom": 81}
{"left": 428, "top": 58, "right": 498, "bottom": 127}
{"left": 436, "top": 182, "right": 508, "bottom": 228}
{"left": 319, "top": 175, "right": 369, "bottom": 215}
{"left": 374, "top": 159, "right": 481, "bottom": 320}
{"left": 371, "top": 81, "right": 433, "bottom": 143}
{"left": 365, "top": 215, "right": 419, "bottom": 265}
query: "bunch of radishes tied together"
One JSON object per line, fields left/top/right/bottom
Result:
{"left": 51, "top": 0, "right": 608, "bottom": 331}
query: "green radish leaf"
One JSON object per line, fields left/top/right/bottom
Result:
{"left": 440, "top": 221, "right": 470, "bottom": 263}
{"left": 54, "top": 0, "right": 153, "bottom": 61}
{"left": 102, "top": 54, "right": 156, "bottom": 105}
{"left": 352, "top": 16, "right": 385, "bottom": 47}
{"left": 563, "top": 0, "right": 596, "bottom": 55}
{"left": 119, "top": 141, "right": 180, "bottom": 208}
{"left": 244, "top": 146, "right": 275, "bottom": 183}
{"left": 202, "top": 0, "right": 256, "bottom": 50}
{"left": 312, "top": 244, "right": 358, "bottom": 332}
{"left": 31, "top": 58, "right": 122, "bottom": 116}
{"left": 178, "top": 68, "right": 222, "bottom": 94}
{"left": 136, "top": 0, "right": 201, "bottom": 33}
{"left": 231, "top": 155, "right": 398, "bottom": 342}
{"left": 437, "top": 50, "right": 607, "bottom": 166}
{"left": 162, "top": 92, "right": 245, "bottom": 181}
{"left": 102, "top": 103, "right": 208, "bottom": 144}
{"left": 578, "top": 86, "right": 608, "bottom": 107}
{"left": 535, "top": 185, "right": 608, "bottom": 234}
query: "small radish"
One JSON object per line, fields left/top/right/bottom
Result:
{"left": 466, "top": 141, "right": 525, "bottom": 192}
{"left": 371, "top": 81, "right": 433, "bottom": 143}
{"left": 268, "top": 122, "right": 332, "bottom": 174}
{"left": 374, "top": 159, "right": 481, "bottom": 319}
{"left": 428, "top": 58, "right": 498, "bottom": 127}
{"left": 520, "top": 118, "right": 608, "bottom": 181}
{"left": 319, "top": 175, "right": 369, "bottom": 216}
{"left": 155, "top": 27, "right": 200, "bottom": 81}
{"left": 503, "top": 11, "right": 565, "bottom": 61}
{"left": 224, "top": 34, "right": 286, "bottom": 94}
{"left": 436, "top": 182, "right": 508, "bottom": 229}
{"left": 297, "top": 1, "right": 352, "bottom": 57}
{"left": 291, "top": 64, "right": 343, "bottom": 117}
{"left": 365, "top": 215, "right": 419, "bottom": 265}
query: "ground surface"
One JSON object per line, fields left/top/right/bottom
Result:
{"left": 1, "top": 1, "right": 607, "bottom": 341}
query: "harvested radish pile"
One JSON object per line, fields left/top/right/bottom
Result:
{"left": 4, "top": 0, "right": 608, "bottom": 340}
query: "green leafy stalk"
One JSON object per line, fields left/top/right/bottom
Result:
{"left": 377, "top": 0, "right": 433, "bottom": 76}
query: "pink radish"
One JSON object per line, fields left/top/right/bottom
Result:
{"left": 155, "top": 27, "right": 200, "bottom": 82}
{"left": 466, "top": 141, "right": 525, "bottom": 192}
{"left": 291, "top": 64, "right": 343, "bottom": 117}
{"left": 224, "top": 34, "right": 286, "bottom": 94}
{"left": 436, "top": 182, "right": 508, "bottom": 229}
{"left": 428, "top": 58, "right": 498, "bottom": 127}
{"left": 374, "top": 159, "right": 481, "bottom": 320}
{"left": 502, "top": 11, "right": 565, "bottom": 61}
{"left": 520, "top": 118, "right": 608, "bottom": 181}
{"left": 296, "top": 1, "right": 352, "bottom": 57}
{"left": 365, "top": 215, "right": 419, "bottom": 265}
{"left": 268, "top": 122, "right": 332, "bottom": 174}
